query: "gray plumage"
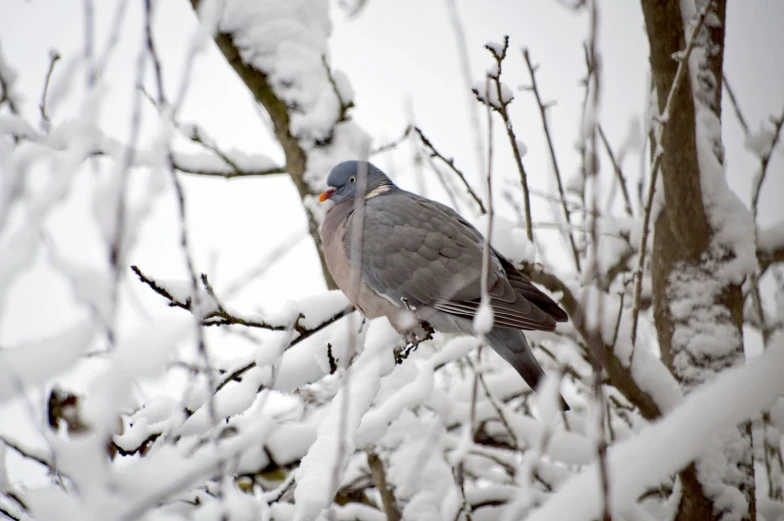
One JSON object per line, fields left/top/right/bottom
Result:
{"left": 320, "top": 160, "right": 569, "bottom": 410}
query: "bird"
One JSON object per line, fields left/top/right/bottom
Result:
{"left": 319, "top": 160, "right": 570, "bottom": 410}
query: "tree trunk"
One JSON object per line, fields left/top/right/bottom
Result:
{"left": 641, "top": 1, "right": 755, "bottom": 520}
{"left": 190, "top": 0, "right": 337, "bottom": 290}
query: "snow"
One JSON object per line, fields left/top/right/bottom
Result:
{"left": 170, "top": 149, "right": 281, "bottom": 175}
{"left": 529, "top": 333, "right": 784, "bottom": 521}
{"left": 292, "top": 319, "right": 391, "bottom": 521}
{"left": 474, "top": 214, "right": 536, "bottom": 265}
{"left": 694, "top": 106, "right": 757, "bottom": 284}
{"left": 745, "top": 126, "right": 777, "bottom": 159}
{"left": 473, "top": 299, "right": 494, "bottom": 335}
{"left": 758, "top": 220, "right": 784, "bottom": 256}
{"left": 355, "top": 336, "right": 477, "bottom": 448}
{"left": 485, "top": 41, "right": 506, "bottom": 56}
{"left": 0, "top": 321, "right": 96, "bottom": 403}
{"left": 220, "top": 0, "right": 338, "bottom": 142}
{"left": 472, "top": 80, "right": 514, "bottom": 109}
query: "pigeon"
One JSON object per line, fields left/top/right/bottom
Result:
{"left": 319, "top": 160, "right": 570, "bottom": 409}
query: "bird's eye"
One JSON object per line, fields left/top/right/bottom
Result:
{"left": 349, "top": 176, "right": 356, "bottom": 184}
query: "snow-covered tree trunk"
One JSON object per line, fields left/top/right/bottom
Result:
{"left": 642, "top": 1, "right": 756, "bottom": 519}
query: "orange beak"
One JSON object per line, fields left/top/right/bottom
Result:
{"left": 318, "top": 188, "right": 335, "bottom": 203}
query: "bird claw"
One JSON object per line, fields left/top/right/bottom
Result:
{"left": 394, "top": 321, "right": 434, "bottom": 365}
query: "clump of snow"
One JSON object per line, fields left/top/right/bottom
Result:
{"left": 472, "top": 80, "right": 514, "bottom": 109}
{"left": 114, "top": 396, "right": 186, "bottom": 452}
{"left": 528, "top": 333, "right": 784, "bottom": 521}
{"left": 473, "top": 299, "right": 494, "bottom": 335}
{"left": 758, "top": 220, "right": 784, "bottom": 255}
{"left": 474, "top": 214, "right": 536, "bottom": 265}
{"left": 485, "top": 40, "right": 506, "bottom": 56}
{"left": 384, "top": 410, "right": 457, "bottom": 521}
{"left": 292, "top": 318, "right": 389, "bottom": 520}
{"left": 744, "top": 125, "right": 777, "bottom": 159}
{"left": 694, "top": 107, "right": 756, "bottom": 284}
{"left": 517, "top": 139, "right": 528, "bottom": 157}
{"left": 0, "top": 321, "right": 96, "bottom": 403}
{"left": 219, "top": 0, "right": 338, "bottom": 142}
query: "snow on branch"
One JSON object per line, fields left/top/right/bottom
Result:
{"left": 477, "top": 37, "right": 534, "bottom": 243}
{"left": 131, "top": 264, "right": 353, "bottom": 344}
{"left": 529, "top": 333, "right": 784, "bottom": 521}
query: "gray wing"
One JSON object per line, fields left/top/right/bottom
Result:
{"left": 346, "top": 191, "right": 565, "bottom": 331}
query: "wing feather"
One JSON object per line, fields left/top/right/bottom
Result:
{"left": 347, "top": 190, "right": 567, "bottom": 331}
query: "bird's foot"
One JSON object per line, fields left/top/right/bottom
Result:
{"left": 394, "top": 321, "right": 435, "bottom": 365}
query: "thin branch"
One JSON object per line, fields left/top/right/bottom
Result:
{"left": 0, "top": 435, "right": 54, "bottom": 472}
{"left": 175, "top": 161, "right": 287, "bottom": 179}
{"left": 130, "top": 265, "right": 352, "bottom": 335}
{"left": 0, "top": 503, "right": 20, "bottom": 521}
{"left": 483, "top": 37, "right": 534, "bottom": 242}
{"left": 321, "top": 55, "right": 354, "bottom": 123}
{"left": 749, "top": 106, "right": 784, "bottom": 343}
{"left": 0, "top": 44, "right": 20, "bottom": 114}
{"left": 371, "top": 125, "right": 413, "bottom": 156}
{"left": 722, "top": 73, "right": 749, "bottom": 135}
{"left": 39, "top": 50, "right": 60, "bottom": 129}
{"left": 366, "top": 449, "right": 401, "bottom": 521}
{"left": 630, "top": 0, "right": 714, "bottom": 346}
{"left": 523, "top": 48, "right": 582, "bottom": 271}
{"left": 522, "top": 262, "right": 662, "bottom": 420}
{"left": 584, "top": 3, "right": 611, "bottom": 519}
{"left": 144, "top": 0, "right": 166, "bottom": 106}
{"left": 415, "top": 126, "right": 487, "bottom": 214}
{"left": 598, "top": 124, "right": 633, "bottom": 216}
{"left": 465, "top": 357, "right": 519, "bottom": 451}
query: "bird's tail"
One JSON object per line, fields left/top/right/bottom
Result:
{"left": 485, "top": 327, "right": 570, "bottom": 411}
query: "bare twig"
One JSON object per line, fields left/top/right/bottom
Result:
{"left": 0, "top": 43, "right": 20, "bottom": 114}
{"left": 39, "top": 50, "right": 61, "bottom": 129}
{"left": 371, "top": 125, "right": 413, "bottom": 156}
{"left": 366, "top": 449, "right": 401, "bottom": 521}
{"left": 131, "top": 265, "right": 353, "bottom": 335}
{"left": 465, "top": 357, "right": 519, "bottom": 450}
{"left": 722, "top": 73, "right": 749, "bottom": 135}
{"left": 144, "top": 0, "right": 166, "bottom": 106}
{"left": 523, "top": 48, "right": 582, "bottom": 271}
{"left": 583, "top": 3, "right": 611, "bottom": 519}
{"left": 321, "top": 54, "right": 354, "bottom": 123}
{"left": 0, "top": 435, "right": 54, "bottom": 472}
{"left": 748, "top": 105, "right": 784, "bottom": 501}
{"left": 630, "top": 0, "right": 714, "bottom": 346}
{"left": 483, "top": 37, "right": 533, "bottom": 242}
{"left": 521, "top": 262, "right": 662, "bottom": 420}
{"left": 415, "top": 126, "right": 487, "bottom": 214}
{"left": 598, "top": 124, "right": 633, "bottom": 216}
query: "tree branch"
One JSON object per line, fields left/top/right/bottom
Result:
{"left": 366, "top": 449, "right": 401, "bottom": 521}
{"left": 630, "top": 0, "right": 713, "bottom": 346}
{"left": 523, "top": 48, "right": 581, "bottom": 271}
{"left": 190, "top": 0, "right": 338, "bottom": 289}
{"left": 415, "top": 126, "right": 486, "bottom": 214}
{"left": 482, "top": 36, "right": 534, "bottom": 242}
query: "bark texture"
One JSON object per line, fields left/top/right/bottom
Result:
{"left": 641, "top": 1, "right": 755, "bottom": 520}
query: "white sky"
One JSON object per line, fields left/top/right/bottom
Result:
{"left": 1, "top": 0, "right": 782, "bottom": 485}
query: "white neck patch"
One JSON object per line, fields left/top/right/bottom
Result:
{"left": 365, "top": 184, "right": 392, "bottom": 199}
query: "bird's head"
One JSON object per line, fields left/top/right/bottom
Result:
{"left": 319, "top": 161, "right": 395, "bottom": 204}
